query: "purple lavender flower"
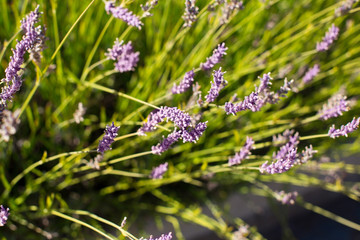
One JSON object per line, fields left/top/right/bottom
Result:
{"left": 182, "top": 0, "right": 199, "bottom": 27}
{"left": 138, "top": 106, "right": 192, "bottom": 135}
{"left": 146, "top": 232, "right": 173, "bottom": 240}
{"left": 328, "top": 117, "right": 360, "bottom": 138}
{"left": 225, "top": 74, "right": 293, "bottom": 115}
{"left": 275, "top": 191, "right": 298, "bottom": 205}
{"left": 172, "top": 70, "right": 195, "bottom": 94}
{"left": 228, "top": 136, "right": 254, "bottom": 166}
{"left": 273, "top": 129, "right": 295, "bottom": 146}
{"left": 0, "top": 109, "right": 20, "bottom": 142}
{"left": 296, "top": 145, "right": 317, "bottom": 164}
{"left": 149, "top": 162, "right": 169, "bottom": 179}
{"left": 302, "top": 64, "right": 320, "bottom": 84}
{"left": 181, "top": 121, "right": 208, "bottom": 143}
{"left": 220, "top": 1, "right": 244, "bottom": 24}
{"left": 104, "top": 1, "right": 143, "bottom": 29}
{"left": 273, "top": 132, "right": 299, "bottom": 161}
{"left": 335, "top": 0, "right": 357, "bottom": 16}
{"left": 0, "top": 205, "right": 9, "bottom": 227}
{"left": 318, "top": 94, "right": 349, "bottom": 120}
{"left": 97, "top": 122, "right": 120, "bottom": 153}
{"left": 205, "top": 67, "right": 227, "bottom": 103}
{"left": 200, "top": 43, "right": 228, "bottom": 71}
{"left": 106, "top": 39, "right": 140, "bottom": 73}
{"left": 162, "top": 106, "right": 192, "bottom": 129}
{"left": 260, "top": 147, "right": 298, "bottom": 174}
{"left": 141, "top": 0, "right": 159, "bottom": 17}
{"left": 260, "top": 131, "right": 299, "bottom": 174}
{"left": 152, "top": 130, "right": 182, "bottom": 155}
{"left": 138, "top": 109, "right": 164, "bottom": 136}
{"left": 1, "top": 6, "right": 45, "bottom": 107}
{"left": 316, "top": 24, "right": 340, "bottom": 52}
{"left": 256, "top": 73, "right": 273, "bottom": 93}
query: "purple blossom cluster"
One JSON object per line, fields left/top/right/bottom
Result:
{"left": 316, "top": 24, "right": 340, "bottom": 52}
{"left": 181, "top": 121, "right": 208, "bottom": 143}
{"left": 97, "top": 122, "right": 120, "bottom": 154}
{"left": 273, "top": 129, "right": 296, "bottom": 146}
{"left": 104, "top": 1, "right": 143, "bottom": 29}
{"left": 302, "top": 64, "right": 320, "bottom": 84}
{"left": 149, "top": 162, "right": 169, "bottom": 179}
{"left": 318, "top": 94, "right": 349, "bottom": 120}
{"left": 275, "top": 191, "right": 298, "bottom": 205}
{"left": 141, "top": 0, "right": 159, "bottom": 17}
{"left": 328, "top": 117, "right": 360, "bottom": 138}
{"left": 106, "top": 39, "right": 139, "bottom": 73}
{"left": 152, "top": 130, "right": 182, "bottom": 155}
{"left": 0, "top": 205, "right": 9, "bottom": 227}
{"left": 139, "top": 106, "right": 207, "bottom": 154}
{"left": 182, "top": 0, "right": 199, "bottom": 28}
{"left": 335, "top": 0, "right": 357, "bottom": 16}
{"left": 297, "top": 145, "right": 317, "bottom": 164}
{"left": 172, "top": 70, "right": 195, "bottom": 94}
{"left": 260, "top": 139, "right": 317, "bottom": 174}
{"left": 146, "top": 232, "right": 173, "bottom": 240}
{"left": 138, "top": 106, "right": 192, "bottom": 136}
{"left": 220, "top": 1, "right": 244, "bottom": 24}
{"left": 228, "top": 136, "right": 254, "bottom": 166}
{"left": 260, "top": 131, "right": 315, "bottom": 174}
{"left": 225, "top": 73, "right": 293, "bottom": 116}
{"left": 200, "top": 43, "right": 228, "bottom": 71}
{"left": 205, "top": 68, "right": 228, "bottom": 103}
{"left": 1, "top": 6, "right": 46, "bottom": 107}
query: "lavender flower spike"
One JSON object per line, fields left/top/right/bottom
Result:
{"left": 275, "top": 191, "right": 298, "bottom": 205}
{"left": 316, "top": 24, "right": 340, "bottom": 52}
{"left": 205, "top": 67, "right": 227, "bottom": 103}
{"left": 104, "top": 1, "right": 143, "bottom": 29}
{"left": 182, "top": 0, "right": 199, "bottom": 28}
{"left": 150, "top": 162, "right": 169, "bottom": 179}
{"left": 181, "top": 121, "right": 208, "bottom": 143}
{"left": 302, "top": 64, "right": 320, "bottom": 84}
{"left": 328, "top": 117, "right": 360, "bottom": 138}
{"left": 0, "top": 205, "right": 10, "bottom": 227}
{"left": 145, "top": 232, "right": 173, "bottom": 240}
{"left": 172, "top": 70, "right": 195, "bottom": 94}
{"left": 1, "top": 6, "right": 45, "bottom": 107}
{"left": 228, "top": 136, "right": 254, "bottom": 166}
{"left": 97, "top": 122, "right": 120, "bottom": 153}
{"left": 319, "top": 94, "right": 349, "bottom": 120}
{"left": 152, "top": 130, "right": 182, "bottom": 155}
{"left": 200, "top": 43, "right": 228, "bottom": 71}
{"left": 106, "top": 39, "right": 140, "bottom": 73}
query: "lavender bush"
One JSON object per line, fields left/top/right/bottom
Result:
{"left": 1, "top": 0, "right": 360, "bottom": 239}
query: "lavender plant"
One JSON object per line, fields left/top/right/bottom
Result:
{"left": 1, "top": 0, "right": 360, "bottom": 239}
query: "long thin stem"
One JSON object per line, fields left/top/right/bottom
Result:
{"left": 51, "top": 210, "right": 117, "bottom": 240}
{"left": 85, "top": 81, "right": 160, "bottom": 109}
{"left": 43, "top": 0, "right": 96, "bottom": 74}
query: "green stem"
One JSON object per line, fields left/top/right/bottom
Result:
{"left": 80, "top": 16, "right": 114, "bottom": 82}
{"left": 298, "top": 199, "right": 360, "bottom": 231}
{"left": 43, "top": 0, "right": 96, "bottom": 74}
{"left": 85, "top": 81, "right": 160, "bottom": 109}
{"left": 51, "top": 210, "right": 116, "bottom": 240}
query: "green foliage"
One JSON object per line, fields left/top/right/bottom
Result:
{"left": 1, "top": 0, "right": 360, "bottom": 239}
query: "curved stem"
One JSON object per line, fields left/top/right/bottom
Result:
{"left": 51, "top": 210, "right": 116, "bottom": 240}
